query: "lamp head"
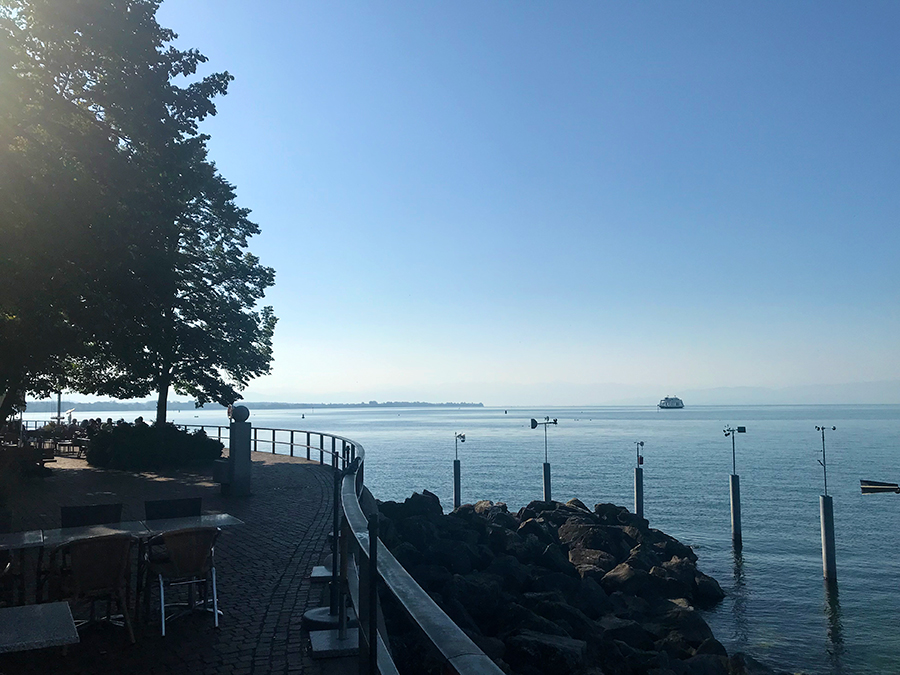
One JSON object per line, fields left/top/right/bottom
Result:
{"left": 530, "top": 418, "right": 538, "bottom": 429}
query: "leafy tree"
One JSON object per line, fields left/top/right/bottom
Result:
{"left": 0, "top": 0, "right": 276, "bottom": 426}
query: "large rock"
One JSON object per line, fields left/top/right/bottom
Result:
{"left": 569, "top": 546, "right": 618, "bottom": 574}
{"left": 601, "top": 563, "right": 652, "bottom": 596}
{"left": 505, "top": 629, "right": 587, "bottom": 675}
{"left": 379, "top": 493, "right": 761, "bottom": 675}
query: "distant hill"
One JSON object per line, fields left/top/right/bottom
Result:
{"left": 23, "top": 399, "right": 484, "bottom": 413}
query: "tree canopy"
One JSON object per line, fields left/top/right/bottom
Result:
{"left": 0, "top": 0, "right": 276, "bottom": 426}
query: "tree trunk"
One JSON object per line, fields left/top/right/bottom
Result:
{"left": 155, "top": 377, "right": 170, "bottom": 426}
{"left": 0, "top": 377, "right": 24, "bottom": 429}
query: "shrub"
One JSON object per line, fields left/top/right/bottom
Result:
{"left": 86, "top": 423, "right": 223, "bottom": 471}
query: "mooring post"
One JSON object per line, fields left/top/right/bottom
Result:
{"left": 453, "top": 432, "right": 465, "bottom": 510}
{"left": 634, "top": 441, "right": 644, "bottom": 518}
{"left": 453, "top": 459, "right": 461, "bottom": 510}
{"left": 730, "top": 473, "right": 742, "bottom": 548}
{"left": 820, "top": 494, "right": 837, "bottom": 581}
{"left": 724, "top": 426, "right": 746, "bottom": 549}
{"left": 816, "top": 425, "right": 837, "bottom": 580}
{"left": 542, "top": 462, "right": 552, "bottom": 502}
{"left": 634, "top": 467, "right": 644, "bottom": 518}
{"left": 532, "top": 417, "right": 557, "bottom": 502}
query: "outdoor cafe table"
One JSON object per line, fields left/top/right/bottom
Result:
{"left": 0, "top": 530, "right": 43, "bottom": 604}
{"left": 0, "top": 601, "right": 79, "bottom": 653}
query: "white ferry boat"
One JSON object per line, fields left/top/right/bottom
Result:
{"left": 658, "top": 396, "right": 684, "bottom": 409}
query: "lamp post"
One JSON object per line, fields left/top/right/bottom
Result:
{"left": 634, "top": 441, "right": 645, "bottom": 518}
{"left": 816, "top": 426, "right": 837, "bottom": 581}
{"left": 531, "top": 417, "right": 557, "bottom": 501}
{"left": 453, "top": 432, "right": 465, "bottom": 509}
{"left": 724, "top": 425, "right": 746, "bottom": 549}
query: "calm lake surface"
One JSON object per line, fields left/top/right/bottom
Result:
{"left": 29, "top": 404, "right": 900, "bottom": 674}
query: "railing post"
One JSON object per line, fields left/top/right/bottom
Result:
{"left": 253, "top": 427, "right": 258, "bottom": 453}
{"left": 365, "top": 514, "right": 379, "bottom": 674}
{"left": 290, "top": 430, "right": 295, "bottom": 457}
{"left": 341, "top": 440, "right": 348, "bottom": 469}
{"left": 331, "top": 436, "right": 337, "bottom": 467}
{"left": 306, "top": 432, "right": 311, "bottom": 461}
{"left": 330, "top": 468, "right": 341, "bottom": 614}
{"left": 319, "top": 434, "right": 324, "bottom": 465}
{"left": 272, "top": 428, "right": 276, "bottom": 454}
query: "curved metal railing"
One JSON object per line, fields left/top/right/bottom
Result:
{"left": 22, "top": 417, "right": 504, "bottom": 673}
{"left": 182, "top": 423, "right": 504, "bottom": 674}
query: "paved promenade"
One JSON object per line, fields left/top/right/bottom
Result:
{"left": 0, "top": 452, "right": 350, "bottom": 675}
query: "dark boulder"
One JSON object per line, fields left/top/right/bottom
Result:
{"left": 684, "top": 653, "right": 729, "bottom": 675}
{"left": 694, "top": 571, "right": 726, "bottom": 608}
{"left": 505, "top": 629, "right": 587, "bottom": 675}
{"left": 518, "top": 517, "right": 559, "bottom": 545}
{"left": 570, "top": 546, "right": 618, "bottom": 574}
{"left": 409, "top": 564, "right": 452, "bottom": 592}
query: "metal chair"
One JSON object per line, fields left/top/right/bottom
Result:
{"left": 55, "top": 533, "right": 135, "bottom": 643}
{"left": 144, "top": 497, "right": 201, "bottom": 522}
{"left": 60, "top": 503, "right": 123, "bottom": 528}
{"left": 147, "top": 526, "right": 220, "bottom": 636}
{"left": 41, "top": 503, "right": 125, "bottom": 602}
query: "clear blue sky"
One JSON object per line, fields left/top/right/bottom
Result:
{"left": 155, "top": 1, "right": 900, "bottom": 405}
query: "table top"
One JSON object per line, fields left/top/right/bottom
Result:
{"left": 143, "top": 512, "right": 244, "bottom": 535}
{"left": 0, "top": 601, "right": 79, "bottom": 653}
{"left": 0, "top": 529, "right": 43, "bottom": 551}
{"left": 3, "top": 513, "right": 244, "bottom": 551}
{"left": 42, "top": 520, "right": 150, "bottom": 549}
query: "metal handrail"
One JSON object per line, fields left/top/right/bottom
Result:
{"left": 20, "top": 417, "right": 502, "bottom": 673}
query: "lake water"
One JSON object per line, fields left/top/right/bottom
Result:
{"left": 28, "top": 403, "right": 900, "bottom": 674}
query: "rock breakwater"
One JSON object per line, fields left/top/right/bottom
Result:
{"left": 376, "top": 491, "right": 787, "bottom": 675}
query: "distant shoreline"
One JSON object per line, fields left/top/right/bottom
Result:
{"left": 23, "top": 400, "right": 485, "bottom": 413}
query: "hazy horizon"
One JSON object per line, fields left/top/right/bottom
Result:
{"left": 29, "top": 378, "right": 900, "bottom": 409}
{"left": 72, "top": 3, "right": 900, "bottom": 406}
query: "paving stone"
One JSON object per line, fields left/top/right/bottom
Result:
{"left": 0, "top": 453, "right": 350, "bottom": 675}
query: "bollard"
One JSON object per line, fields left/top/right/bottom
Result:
{"left": 730, "top": 474, "right": 742, "bottom": 549}
{"left": 543, "top": 462, "right": 552, "bottom": 502}
{"left": 227, "top": 406, "right": 252, "bottom": 497}
{"left": 634, "top": 466, "right": 644, "bottom": 518}
{"left": 453, "top": 459, "right": 461, "bottom": 510}
{"left": 820, "top": 494, "right": 837, "bottom": 581}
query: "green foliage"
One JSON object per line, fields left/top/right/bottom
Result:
{"left": 86, "top": 423, "right": 222, "bottom": 471}
{"left": 0, "top": 0, "right": 276, "bottom": 425}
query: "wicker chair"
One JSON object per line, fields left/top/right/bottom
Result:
{"left": 55, "top": 533, "right": 135, "bottom": 643}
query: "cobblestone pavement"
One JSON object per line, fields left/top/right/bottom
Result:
{"left": 0, "top": 452, "right": 354, "bottom": 675}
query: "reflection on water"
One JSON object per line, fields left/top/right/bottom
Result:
{"left": 731, "top": 546, "right": 749, "bottom": 647}
{"left": 824, "top": 580, "right": 844, "bottom": 674}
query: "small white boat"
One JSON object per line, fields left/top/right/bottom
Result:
{"left": 658, "top": 396, "right": 684, "bottom": 409}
